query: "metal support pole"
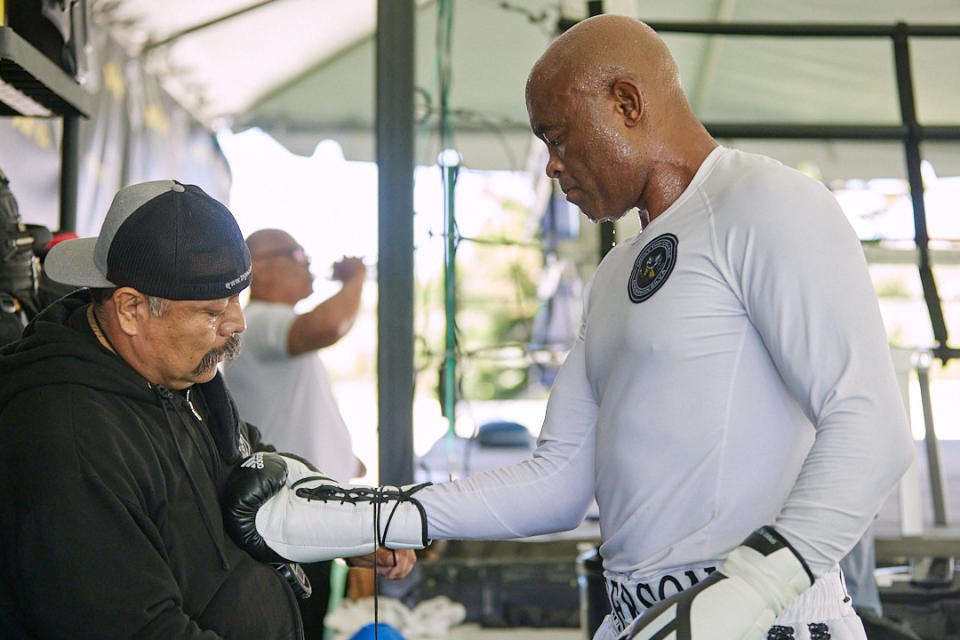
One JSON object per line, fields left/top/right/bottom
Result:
{"left": 892, "top": 23, "right": 949, "bottom": 361}
{"left": 59, "top": 114, "right": 79, "bottom": 232}
{"left": 376, "top": 0, "right": 415, "bottom": 486}
{"left": 441, "top": 156, "right": 458, "bottom": 420}
{"left": 911, "top": 353, "right": 954, "bottom": 587}
{"left": 440, "top": 151, "right": 459, "bottom": 476}
{"left": 435, "top": 0, "right": 459, "bottom": 475}
{"left": 916, "top": 357, "right": 949, "bottom": 527}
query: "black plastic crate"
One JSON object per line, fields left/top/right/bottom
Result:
{"left": 392, "top": 540, "right": 583, "bottom": 628}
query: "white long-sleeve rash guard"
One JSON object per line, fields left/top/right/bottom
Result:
{"left": 416, "top": 147, "right": 914, "bottom": 581}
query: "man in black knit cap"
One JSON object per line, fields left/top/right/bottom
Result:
{"left": 0, "top": 180, "right": 420, "bottom": 639}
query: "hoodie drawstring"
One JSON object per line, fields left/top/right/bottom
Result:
{"left": 157, "top": 387, "right": 231, "bottom": 570}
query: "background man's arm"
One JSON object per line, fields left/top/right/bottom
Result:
{"left": 287, "top": 257, "right": 366, "bottom": 356}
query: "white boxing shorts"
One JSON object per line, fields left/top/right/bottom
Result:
{"left": 595, "top": 564, "right": 866, "bottom": 640}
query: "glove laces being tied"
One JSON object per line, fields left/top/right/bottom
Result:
{"left": 294, "top": 480, "right": 431, "bottom": 639}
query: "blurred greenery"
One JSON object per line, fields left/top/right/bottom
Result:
{"left": 875, "top": 277, "right": 912, "bottom": 299}
{"left": 416, "top": 193, "right": 544, "bottom": 401}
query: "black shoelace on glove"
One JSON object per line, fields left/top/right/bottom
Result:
{"left": 294, "top": 481, "right": 430, "bottom": 640}
{"left": 372, "top": 487, "right": 384, "bottom": 639}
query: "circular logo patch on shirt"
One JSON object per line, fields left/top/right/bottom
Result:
{"left": 627, "top": 233, "right": 678, "bottom": 303}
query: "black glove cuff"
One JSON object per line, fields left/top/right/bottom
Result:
{"left": 742, "top": 525, "right": 814, "bottom": 584}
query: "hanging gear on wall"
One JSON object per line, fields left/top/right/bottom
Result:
{"left": 0, "top": 168, "right": 52, "bottom": 346}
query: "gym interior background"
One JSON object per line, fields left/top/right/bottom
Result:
{"left": 1, "top": 1, "right": 959, "bottom": 638}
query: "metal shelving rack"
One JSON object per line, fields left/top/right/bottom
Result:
{"left": 0, "top": 7, "right": 92, "bottom": 232}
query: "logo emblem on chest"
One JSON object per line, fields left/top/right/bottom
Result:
{"left": 627, "top": 233, "right": 678, "bottom": 303}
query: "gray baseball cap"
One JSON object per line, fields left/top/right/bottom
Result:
{"left": 44, "top": 180, "right": 251, "bottom": 300}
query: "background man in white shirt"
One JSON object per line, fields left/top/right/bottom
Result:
{"left": 224, "top": 228, "right": 368, "bottom": 639}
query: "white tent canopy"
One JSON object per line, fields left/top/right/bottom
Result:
{"left": 96, "top": 0, "right": 960, "bottom": 180}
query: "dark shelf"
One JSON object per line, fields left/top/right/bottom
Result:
{"left": 0, "top": 25, "right": 91, "bottom": 118}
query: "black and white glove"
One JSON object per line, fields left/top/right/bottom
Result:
{"left": 618, "top": 526, "right": 814, "bottom": 640}
{"left": 222, "top": 452, "right": 431, "bottom": 563}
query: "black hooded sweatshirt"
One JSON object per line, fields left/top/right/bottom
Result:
{"left": 0, "top": 292, "right": 303, "bottom": 639}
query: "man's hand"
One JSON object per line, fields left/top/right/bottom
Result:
{"left": 348, "top": 548, "right": 417, "bottom": 579}
{"left": 332, "top": 257, "right": 366, "bottom": 282}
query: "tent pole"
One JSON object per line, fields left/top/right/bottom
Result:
{"left": 376, "top": 0, "right": 416, "bottom": 485}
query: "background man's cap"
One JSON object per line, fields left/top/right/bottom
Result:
{"left": 44, "top": 180, "right": 252, "bottom": 300}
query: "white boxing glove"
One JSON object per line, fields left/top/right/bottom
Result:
{"left": 223, "top": 452, "right": 431, "bottom": 563}
{"left": 618, "top": 526, "right": 814, "bottom": 640}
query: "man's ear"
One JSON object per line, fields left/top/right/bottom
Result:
{"left": 113, "top": 287, "right": 146, "bottom": 336}
{"left": 612, "top": 78, "right": 643, "bottom": 127}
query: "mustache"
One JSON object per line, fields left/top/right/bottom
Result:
{"left": 193, "top": 333, "right": 242, "bottom": 376}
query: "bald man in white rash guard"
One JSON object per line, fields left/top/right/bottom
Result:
{"left": 411, "top": 15, "right": 914, "bottom": 640}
